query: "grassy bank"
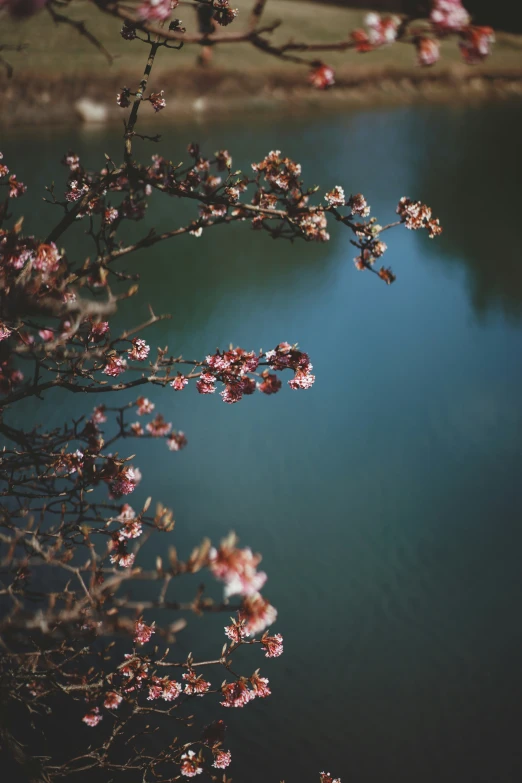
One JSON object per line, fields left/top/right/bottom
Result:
{"left": 1, "top": 0, "right": 522, "bottom": 125}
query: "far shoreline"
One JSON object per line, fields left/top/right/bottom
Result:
{"left": 1, "top": 65, "right": 522, "bottom": 128}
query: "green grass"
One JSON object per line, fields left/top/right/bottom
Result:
{"left": 2, "top": 0, "right": 522, "bottom": 78}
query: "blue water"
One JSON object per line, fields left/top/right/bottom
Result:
{"left": 3, "top": 101, "right": 522, "bottom": 783}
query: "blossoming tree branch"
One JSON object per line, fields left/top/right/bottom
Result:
{"left": 0, "top": 0, "right": 489, "bottom": 780}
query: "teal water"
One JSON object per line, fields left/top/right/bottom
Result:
{"left": 3, "top": 102, "right": 522, "bottom": 782}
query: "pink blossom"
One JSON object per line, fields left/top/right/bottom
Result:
{"left": 0, "top": 324, "right": 12, "bottom": 342}
{"left": 62, "top": 151, "right": 81, "bottom": 172}
{"left": 146, "top": 414, "right": 172, "bottom": 437}
{"left": 136, "top": 396, "right": 155, "bottom": 415}
{"left": 220, "top": 382, "right": 244, "bottom": 404}
{"left": 128, "top": 338, "right": 150, "bottom": 361}
{"left": 8, "top": 175, "right": 26, "bottom": 198}
{"left": 102, "top": 356, "right": 127, "bottom": 377}
{"left": 134, "top": 618, "right": 155, "bottom": 645}
{"left": 288, "top": 369, "right": 315, "bottom": 390}
{"left": 82, "top": 708, "right": 102, "bottom": 727}
{"left": 212, "top": 749, "right": 232, "bottom": 769}
{"left": 65, "top": 180, "right": 88, "bottom": 202}
{"left": 250, "top": 672, "right": 271, "bottom": 698}
{"left": 34, "top": 243, "right": 61, "bottom": 274}
{"left": 118, "top": 516, "right": 142, "bottom": 541}
{"left": 348, "top": 193, "right": 370, "bottom": 217}
{"left": 239, "top": 592, "right": 278, "bottom": 635}
{"left": 180, "top": 750, "right": 203, "bottom": 777}
{"left": 209, "top": 536, "right": 267, "bottom": 598}
{"left": 416, "top": 37, "right": 440, "bottom": 67}
{"left": 430, "top": 0, "right": 470, "bottom": 31}
{"left": 171, "top": 373, "right": 188, "bottom": 390}
{"left": 147, "top": 676, "right": 181, "bottom": 701}
{"left": 147, "top": 682, "right": 163, "bottom": 700}
{"left": 0, "top": 152, "right": 9, "bottom": 177}
{"left": 38, "top": 329, "right": 55, "bottom": 342}
{"left": 130, "top": 422, "right": 144, "bottom": 436}
{"left": 309, "top": 63, "right": 335, "bottom": 90}
{"left": 182, "top": 669, "right": 211, "bottom": 696}
{"left": 149, "top": 90, "right": 166, "bottom": 112}
{"left": 104, "top": 207, "right": 119, "bottom": 223}
{"left": 224, "top": 618, "right": 249, "bottom": 643}
{"left": 91, "top": 405, "right": 107, "bottom": 424}
{"left": 137, "top": 0, "right": 177, "bottom": 23}
{"left": 110, "top": 545, "right": 136, "bottom": 568}
{"left": 459, "top": 26, "right": 495, "bottom": 63}
{"left": 103, "top": 691, "right": 123, "bottom": 709}
{"left": 89, "top": 321, "right": 109, "bottom": 342}
{"left": 364, "top": 13, "right": 401, "bottom": 45}
{"left": 220, "top": 680, "right": 255, "bottom": 708}
{"left": 110, "top": 465, "right": 142, "bottom": 497}
{"left": 325, "top": 186, "right": 345, "bottom": 207}
{"left": 166, "top": 431, "right": 188, "bottom": 451}
{"left": 261, "top": 632, "right": 284, "bottom": 658}
{"left": 257, "top": 371, "right": 282, "bottom": 395}
{"left": 120, "top": 654, "right": 149, "bottom": 682}
{"left": 320, "top": 774, "right": 342, "bottom": 783}
{"left": 196, "top": 373, "right": 216, "bottom": 394}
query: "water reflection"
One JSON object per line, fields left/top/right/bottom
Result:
{"left": 405, "top": 102, "right": 522, "bottom": 319}
{"left": 3, "top": 104, "right": 522, "bottom": 783}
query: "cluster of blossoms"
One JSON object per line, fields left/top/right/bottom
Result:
{"left": 397, "top": 196, "right": 442, "bottom": 238}
{"left": 261, "top": 631, "right": 284, "bottom": 658}
{"left": 221, "top": 671, "right": 271, "bottom": 707}
{"left": 0, "top": 152, "right": 27, "bottom": 199}
{"left": 149, "top": 90, "right": 166, "bottom": 112}
{"left": 341, "top": 3, "right": 494, "bottom": 69}
{"left": 239, "top": 591, "right": 278, "bottom": 634}
{"left": 129, "top": 398, "right": 188, "bottom": 450}
{"left": 82, "top": 689, "right": 124, "bottom": 727}
{"left": 309, "top": 62, "right": 335, "bottom": 90}
{"left": 252, "top": 149, "right": 303, "bottom": 194}
{"left": 148, "top": 676, "right": 182, "bottom": 701}
{"left": 134, "top": 618, "right": 155, "bottom": 645}
{"left": 209, "top": 534, "right": 267, "bottom": 598}
{"left": 352, "top": 13, "right": 401, "bottom": 52}
{"left": 212, "top": 0, "right": 238, "bottom": 27}
{"left": 416, "top": 37, "right": 441, "bottom": 67}
{"left": 128, "top": 337, "right": 150, "bottom": 361}
{"left": 137, "top": 0, "right": 177, "bottom": 23}
{"left": 102, "top": 337, "right": 149, "bottom": 374}
{"left": 102, "top": 355, "right": 128, "bottom": 377}
{"left": 180, "top": 750, "right": 203, "bottom": 777}
{"left": 459, "top": 25, "right": 495, "bottom": 63}
{"left": 182, "top": 669, "right": 211, "bottom": 696}
{"left": 320, "top": 774, "right": 342, "bottom": 783}
{"left": 109, "top": 464, "right": 142, "bottom": 498}
{"left": 265, "top": 342, "right": 315, "bottom": 391}
{"left": 324, "top": 186, "right": 345, "bottom": 207}
{"left": 191, "top": 343, "right": 315, "bottom": 403}
{"left": 212, "top": 748, "right": 232, "bottom": 769}
{"left": 430, "top": 0, "right": 471, "bottom": 31}
{"left": 116, "top": 504, "right": 143, "bottom": 540}
{"left": 209, "top": 535, "right": 277, "bottom": 634}
{"left": 224, "top": 618, "right": 249, "bottom": 644}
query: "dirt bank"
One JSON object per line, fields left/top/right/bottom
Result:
{"left": 2, "top": 64, "right": 522, "bottom": 128}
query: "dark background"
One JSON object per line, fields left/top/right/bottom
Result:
{"left": 314, "top": 1, "right": 522, "bottom": 33}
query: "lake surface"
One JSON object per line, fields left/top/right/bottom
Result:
{"left": 3, "top": 101, "right": 522, "bottom": 783}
